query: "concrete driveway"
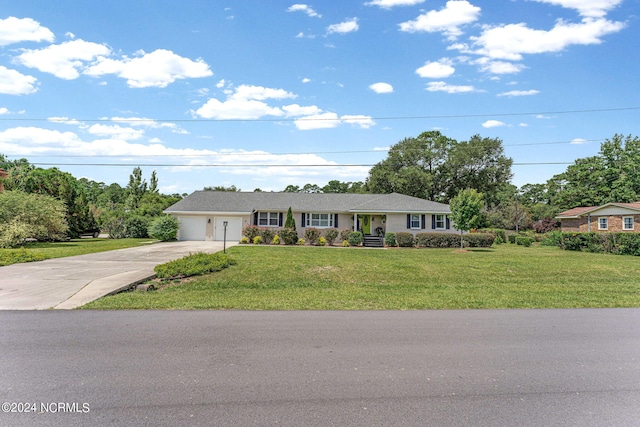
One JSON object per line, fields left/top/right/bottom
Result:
{"left": 0, "top": 241, "right": 236, "bottom": 310}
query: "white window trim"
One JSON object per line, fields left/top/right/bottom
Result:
{"left": 410, "top": 214, "right": 421, "bottom": 229}
{"left": 306, "top": 213, "right": 335, "bottom": 228}
{"left": 435, "top": 214, "right": 446, "bottom": 230}
{"left": 623, "top": 216, "right": 634, "bottom": 231}
{"left": 258, "top": 211, "right": 280, "bottom": 227}
{"left": 598, "top": 217, "right": 608, "bottom": 230}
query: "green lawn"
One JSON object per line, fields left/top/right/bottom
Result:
{"left": 0, "top": 238, "right": 158, "bottom": 266}
{"left": 83, "top": 244, "right": 640, "bottom": 310}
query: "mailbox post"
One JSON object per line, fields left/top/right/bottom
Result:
{"left": 223, "top": 221, "right": 228, "bottom": 253}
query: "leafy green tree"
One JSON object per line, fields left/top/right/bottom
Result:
{"left": 148, "top": 215, "right": 179, "bottom": 241}
{"left": 204, "top": 185, "right": 240, "bottom": 191}
{"left": 0, "top": 191, "right": 68, "bottom": 246}
{"left": 367, "top": 131, "right": 512, "bottom": 203}
{"left": 283, "top": 185, "right": 300, "bottom": 192}
{"left": 449, "top": 189, "right": 484, "bottom": 248}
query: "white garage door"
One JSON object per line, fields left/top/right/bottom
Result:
{"left": 214, "top": 217, "right": 243, "bottom": 242}
{"left": 178, "top": 216, "right": 206, "bottom": 241}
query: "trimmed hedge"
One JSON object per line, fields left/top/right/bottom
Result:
{"left": 347, "top": 231, "right": 363, "bottom": 247}
{"left": 280, "top": 228, "right": 299, "bottom": 245}
{"left": 464, "top": 233, "right": 495, "bottom": 248}
{"left": 559, "top": 232, "right": 640, "bottom": 256}
{"left": 154, "top": 252, "right": 235, "bottom": 279}
{"left": 384, "top": 232, "right": 397, "bottom": 247}
{"left": 477, "top": 228, "right": 506, "bottom": 244}
{"left": 396, "top": 232, "right": 415, "bottom": 247}
{"left": 415, "top": 233, "right": 459, "bottom": 248}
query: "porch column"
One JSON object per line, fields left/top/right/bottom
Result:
{"left": 353, "top": 213, "right": 357, "bottom": 231}
{"left": 587, "top": 214, "right": 591, "bottom": 232}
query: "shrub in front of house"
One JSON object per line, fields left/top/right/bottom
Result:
{"left": 260, "top": 228, "right": 275, "bottom": 245}
{"left": 280, "top": 228, "right": 299, "bottom": 245}
{"left": 478, "top": 228, "right": 506, "bottom": 244}
{"left": 515, "top": 236, "right": 533, "bottom": 247}
{"left": 540, "top": 230, "right": 563, "bottom": 246}
{"left": 243, "top": 225, "right": 260, "bottom": 241}
{"left": 272, "top": 235, "right": 281, "bottom": 245}
{"left": 347, "top": 231, "right": 363, "bottom": 247}
{"left": 507, "top": 234, "right": 517, "bottom": 244}
{"left": 463, "top": 233, "right": 495, "bottom": 248}
{"left": 340, "top": 228, "right": 352, "bottom": 243}
{"left": 253, "top": 235, "right": 263, "bottom": 245}
{"left": 318, "top": 236, "right": 327, "bottom": 246}
{"left": 148, "top": 215, "right": 179, "bottom": 241}
{"left": 240, "top": 236, "right": 249, "bottom": 244}
{"left": 342, "top": 240, "right": 349, "bottom": 247}
{"left": 297, "top": 238, "right": 306, "bottom": 245}
{"left": 558, "top": 232, "right": 640, "bottom": 256}
{"left": 154, "top": 252, "right": 235, "bottom": 279}
{"left": 324, "top": 228, "right": 339, "bottom": 246}
{"left": 415, "top": 233, "right": 458, "bottom": 248}
{"left": 384, "top": 232, "right": 397, "bottom": 247}
{"left": 395, "top": 232, "right": 415, "bottom": 248}
{"left": 304, "top": 228, "right": 321, "bottom": 245}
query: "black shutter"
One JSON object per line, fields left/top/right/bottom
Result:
{"left": 407, "top": 214, "right": 411, "bottom": 229}
{"left": 253, "top": 212, "right": 258, "bottom": 226}
{"left": 446, "top": 216, "right": 451, "bottom": 229}
{"left": 279, "top": 212, "right": 283, "bottom": 227}
{"left": 431, "top": 215, "right": 436, "bottom": 230}
{"left": 334, "top": 214, "right": 338, "bottom": 228}
{"left": 301, "top": 213, "right": 306, "bottom": 228}
{"left": 421, "top": 214, "right": 426, "bottom": 229}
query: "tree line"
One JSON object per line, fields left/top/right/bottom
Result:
{"left": 2, "top": 132, "right": 638, "bottom": 246}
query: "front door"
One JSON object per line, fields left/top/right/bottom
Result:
{"left": 362, "top": 215, "right": 371, "bottom": 235}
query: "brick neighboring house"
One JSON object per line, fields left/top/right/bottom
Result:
{"left": 556, "top": 202, "right": 640, "bottom": 232}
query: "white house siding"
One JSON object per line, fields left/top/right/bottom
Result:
{"left": 385, "top": 213, "right": 456, "bottom": 236}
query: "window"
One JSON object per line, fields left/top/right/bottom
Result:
{"left": 306, "top": 213, "right": 334, "bottom": 228}
{"left": 435, "top": 214, "right": 445, "bottom": 229}
{"left": 598, "top": 217, "right": 608, "bottom": 230}
{"left": 623, "top": 216, "right": 634, "bottom": 230}
{"left": 259, "top": 212, "right": 279, "bottom": 227}
{"left": 410, "top": 214, "right": 421, "bottom": 229}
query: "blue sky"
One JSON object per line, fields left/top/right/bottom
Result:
{"left": 0, "top": 0, "right": 638, "bottom": 194}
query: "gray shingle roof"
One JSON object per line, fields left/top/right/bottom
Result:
{"left": 165, "top": 191, "right": 450, "bottom": 214}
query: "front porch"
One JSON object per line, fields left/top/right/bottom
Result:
{"left": 353, "top": 213, "right": 385, "bottom": 247}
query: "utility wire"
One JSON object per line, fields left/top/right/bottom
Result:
{"left": 0, "top": 107, "right": 638, "bottom": 123}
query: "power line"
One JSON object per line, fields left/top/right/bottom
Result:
{"left": 0, "top": 107, "right": 638, "bottom": 123}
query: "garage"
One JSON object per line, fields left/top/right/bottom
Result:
{"left": 177, "top": 216, "right": 207, "bottom": 241}
{"left": 214, "top": 217, "right": 243, "bottom": 242}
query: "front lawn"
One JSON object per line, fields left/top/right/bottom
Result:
{"left": 0, "top": 238, "right": 158, "bottom": 266}
{"left": 83, "top": 244, "right": 640, "bottom": 310}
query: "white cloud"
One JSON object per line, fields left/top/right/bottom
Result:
{"left": 473, "top": 58, "right": 526, "bottom": 74}
{"left": 482, "top": 120, "right": 507, "bottom": 128}
{"left": 341, "top": 115, "right": 376, "bottom": 129}
{"left": 282, "top": 104, "right": 323, "bottom": 117}
{"left": 327, "top": 18, "right": 359, "bottom": 34}
{"left": 0, "top": 108, "right": 9, "bottom": 115}
{"left": 497, "top": 89, "right": 540, "bottom": 97}
{"left": 426, "top": 81, "right": 476, "bottom": 93}
{"left": 84, "top": 49, "right": 213, "bottom": 88}
{"left": 0, "top": 17, "right": 55, "bottom": 46}
{"left": 365, "top": 0, "right": 425, "bottom": 8}
{"left": 415, "top": 59, "right": 455, "bottom": 78}
{"left": 302, "top": 77, "right": 311, "bottom": 83}
{"left": 230, "top": 85, "right": 296, "bottom": 101}
{"left": 216, "top": 79, "right": 226, "bottom": 88}
{"left": 47, "top": 117, "right": 82, "bottom": 125}
{"left": 369, "top": 82, "right": 394, "bottom": 93}
{"left": 195, "top": 98, "right": 285, "bottom": 120}
{"left": 570, "top": 138, "right": 588, "bottom": 144}
{"left": 294, "top": 112, "right": 340, "bottom": 130}
{"left": 399, "top": 1, "right": 481, "bottom": 39}
{"left": 470, "top": 18, "right": 625, "bottom": 61}
{"left": 286, "top": 4, "right": 322, "bottom": 18}
{"left": 0, "top": 127, "right": 84, "bottom": 153}
{"left": 87, "top": 124, "right": 146, "bottom": 140}
{"left": 109, "top": 117, "right": 187, "bottom": 134}
{"left": 533, "top": 0, "right": 623, "bottom": 18}
{"left": 17, "top": 39, "right": 111, "bottom": 80}
{"left": 0, "top": 66, "right": 38, "bottom": 95}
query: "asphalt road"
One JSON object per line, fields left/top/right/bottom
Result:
{"left": 1, "top": 310, "right": 639, "bottom": 426}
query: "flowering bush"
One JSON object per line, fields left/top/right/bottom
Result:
{"left": 318, "top": 236, "right": 327, "bottom": 246}
{"left": 297, "top": 238, "right": 306, "bottom": 245}
{"left": 240, "top": 236, "right": 249, "bottom": 244}
{"left": 272, "top": 235, "right": 281, "bottom": 245}
{"left": 253, "top": 235, "right": 263, "bottom": 245}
